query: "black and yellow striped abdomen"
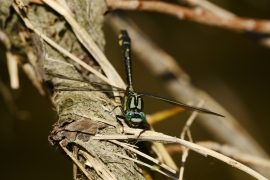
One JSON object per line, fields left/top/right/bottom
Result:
{"left": 119, "top": 30, "right": 134, "bottom": 92}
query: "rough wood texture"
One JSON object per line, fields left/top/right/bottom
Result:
{"left": 1, "top": 0, "right": 145, "bottom": 179}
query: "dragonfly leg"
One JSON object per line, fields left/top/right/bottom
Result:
{"left": 109, "top": 105, "right": 125, "bottom": 115}
{"left": 116, "top": 115, "right": 126, "bottom": 133}
{"left": 106, "top": 105, "right": 126, "bottom": 133}
{"left": 137, "top": 122, "right": 150, "bottom": 138}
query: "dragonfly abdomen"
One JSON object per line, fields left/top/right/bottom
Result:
{"left": 119, "top": 30, "right": 134, "bottom": 92}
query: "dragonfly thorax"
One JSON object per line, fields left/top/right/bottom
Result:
{"left": 122, "top": 92, "right": 146, "bottom": 126}
{"left": 124, "top": 92, "right": 144, "bottom": 112}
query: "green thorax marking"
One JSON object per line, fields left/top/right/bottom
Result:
{"left": 123, "top": 92, "right": 144, "bottom": 112}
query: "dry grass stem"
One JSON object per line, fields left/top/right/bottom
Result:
{"left": 109, "top": 140, "right": 176, "bottom": 174}
{"left": 23, "top": 50, "right": 45, "bottom": 95}
{"left": 41, "top": 0, "right": 125, "bottom": 88}
{"left": 167, "top": 142, "right": 270, "bottom": 171}
{"left": 6, "top": 52, "right": 19, "bottom": 89}
{"left": 180, "top": 100, "right": 205, "bottom": 141}
{"left": 151, "top": 141, "right": 178, "bottom": 171}
{"left": 13, "top": 3, "right": 111, "bottom": 84}
{"left": 72, "top": 145, "right": 79, "bottom": 180}
{"left": 197, "top": 141, "right": 270, "bottom": 171}
{"left": 93, "top": 132, "right": 267, "bottom": 180}
{"left": 79, "top": 149, "right": 118, "bottom": 180}
{"left": 0, "top": 30, "right": 19, "bottom": 89}
{"left": 179, "top": 100, "right": 204, "bottom": 180}
{"left": 114, "top": 153, "right": 178, "bottom": 180}
{"left": 21, "top": 63, "right": 45, "bottom": 95}
{"left": 59, "top": 141, "right": 93, "bottom": 180}
{"left": 93, "top": 132, "right": 207, "bottom": 156}
{"left": 179, "top": 147, "right": 188, "bottom": 180}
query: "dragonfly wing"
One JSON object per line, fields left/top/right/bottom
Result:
{"left": 47, "top": 72, "right": 126, "bottom": 93}
{"left": 139, "top": 92, "right": 224, "bottom": 117}
{"left": 53, "top": 87, "right": 125, "bottom": 92}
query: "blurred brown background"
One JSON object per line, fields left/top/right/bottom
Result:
{"left": 1, "top": 0, "right": 270, "bottom": 179}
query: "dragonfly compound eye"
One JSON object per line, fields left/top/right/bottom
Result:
{"left": 139, "top": 112, "right": 146, "bottom": 120}
{"left": 125, "top": 111, "right": 135, "bottom": 121}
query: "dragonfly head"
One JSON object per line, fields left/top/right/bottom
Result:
{"left": 125, "top": 111, "right": 146, "bottom": 127}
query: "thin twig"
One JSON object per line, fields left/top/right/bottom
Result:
{"left": 114, "top": 153, "right": 179, "bottom": 180}
{"left": 93, "top": 132, "right": 268, "bottom": 180}
{"left": 6, "top": 52, "right": 19, "bottom": 89}
{"left": 181, "top": 0, "right": 270, "bottom": 48}
{"left": 167, "top": 141, "right": 270, "bottom": 171}
{"left": 72, "top": 145, "right": 79, "bottom": 180}
{"left": 59, "top": 141, "right": 93, "bottom": 180}
{"left": 151, "top": 140, "right": 179, "bottom": 171}
{"left": 0, "top": 30, "right": 19, "bottom": 89}
{"left": 197, "top": 141, "right": 270, "bottom": 171}
{"left": 106, "top": 0, "right": 270, "bottom": 34}
{"left": 180, "top": 0, "right": 235, "bottom": 18}
{"left": 79, "top": 149, "right": 118, "bottom": 180}
{"left": 179, "top": 100, "right": 204, "bottom": 180}
{"left": 109, "top": 140, "right": 176, "bottom": 174}
{"left": 21, "top": 63, "right": 45, "bottom": 95}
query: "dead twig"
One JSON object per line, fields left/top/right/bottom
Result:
{"left": 59, "top": 141, "right": 93, "bottom": 180}
{"left": 109, "top": 140, "right": 176, "bottom": 174}
{"left": 180, "top": 0, "right": 270, "bottom": 48}
{"left": 106, "top": 0, "right": 270, "bottom": 34}
{"left": 0, "top": 30, "right": 19, "bottom": 89}
{"left": 198, "top": 141, "right": 270, "bottom": 170}
{"left": 180, "top": 0, "right": 235, "bottom": 18}
{"left": 93, "top": 131, "right": 268, "bottom": 180}
{"left": 179, "top": 100, "right": 204, "bottom": 180}
{"left": 79, "top": 149, "right": 118, "bottom": 180}
{"left": 114, "top": 152, "right": 178, "bottom": 180}
{"left": 167, "top": 141, "right": 270, "bottom": 171}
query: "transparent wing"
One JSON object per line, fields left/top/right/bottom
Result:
{"left": 139, "top": 92, "right": 224, "bottom": 117}
{"left": 53, "top": 87, "right": 125, "bottom": 92}
{"left": 47, "top": 72, "right": 126, "bottom": 93}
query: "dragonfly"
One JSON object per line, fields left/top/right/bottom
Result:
{"left": 50, "top": 30, "right": 224, "bottom": 131}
